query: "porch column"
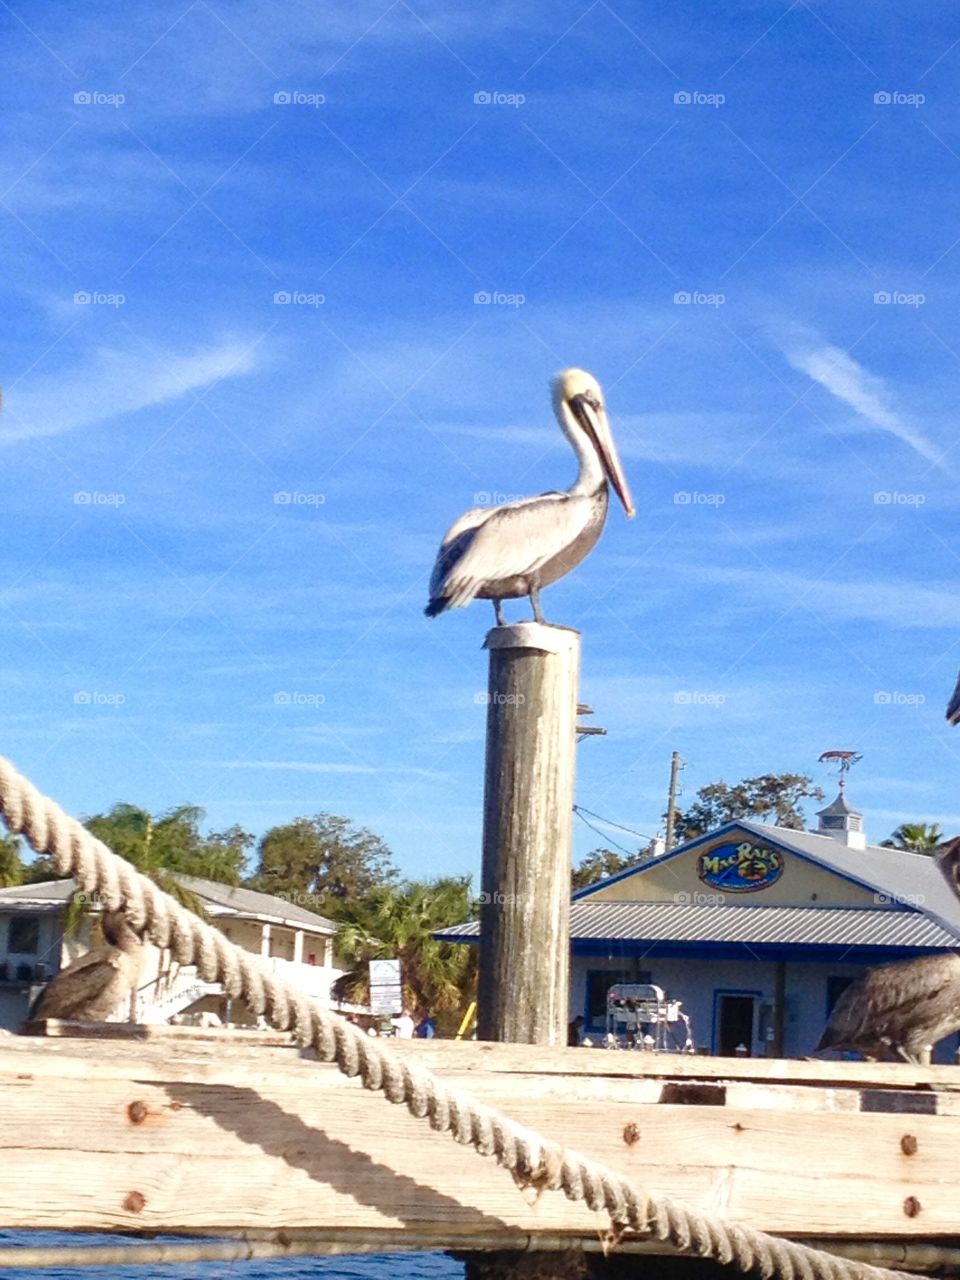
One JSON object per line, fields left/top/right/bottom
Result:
{"left": 772, "top": 961, "right": 786, "bottom": 1057}
{"left": 260, "top": 924, "right": 271, "bottom": 958}
{"left": 293, "top": 929, "right": 304, "bottom": 965}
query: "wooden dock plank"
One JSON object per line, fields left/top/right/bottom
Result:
{"left": 2, "top": 1035, "right": 959, "bottom": 1243}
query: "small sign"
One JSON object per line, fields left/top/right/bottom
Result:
{"left": 697, "top": 840, "right": 784, "bottom": 893}
{"left": 369, "top": 958, "right": 403, "bottom": 1014}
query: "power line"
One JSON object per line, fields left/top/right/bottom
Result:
{"left": 573, "top": 804, "right": 659, "bottom": 844}
{"left": 573, "top": 807, "right": 637, "bottom": 857}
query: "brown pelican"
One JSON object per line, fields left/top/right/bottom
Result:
{"left": 26, "top": 909, "right": 145, "bottom": 1024}
{"left": 815, "top": 953, "right": 960, "bottom": 1063}
{"left": 425, "top": 368, "right": 634, "bottom": 625}
{"left": 947, "top": 673, "right": 960, "bottom": 726}
{"left": 938, "top": 835, "right": 960, "bottom": 894}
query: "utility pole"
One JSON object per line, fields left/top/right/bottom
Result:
{"left": 664, "top": 750, "right": 684, "bottom": 852}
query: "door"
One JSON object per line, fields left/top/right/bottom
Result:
{"left": 715, "top": 992, "right": 757, "bottom": 1057}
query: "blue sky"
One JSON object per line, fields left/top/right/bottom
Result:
{"left": 3, "top": 0, "right": 960, "bottom": 879}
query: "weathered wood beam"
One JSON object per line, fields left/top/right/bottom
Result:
{"left": 3, "top": 1034, "right": 959, "bottom": 1242}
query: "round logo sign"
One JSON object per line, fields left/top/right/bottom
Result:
{"left": 697, "top": 841, "right": 784, "bottom": 893}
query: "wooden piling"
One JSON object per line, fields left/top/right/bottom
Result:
{"left": 477, "top": 622, "right": 580, "bottom": 1046}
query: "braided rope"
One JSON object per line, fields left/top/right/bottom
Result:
{"left": 0, "top": 755, "right": 909, "bottom": 1280}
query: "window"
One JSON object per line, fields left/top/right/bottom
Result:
{"left": 8, "top": 916, "right": 40, "bottom": 954}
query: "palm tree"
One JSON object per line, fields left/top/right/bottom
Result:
{"left": 881, "top": 822, "right": 943, "bottom": 854}
{"left": 0, "top": 833, "right": 24, "bottom": 887}
{"left": 57, "top": 804, "right": 212, "bottom": 938}
{"left": 333, "top": 877, "right": 478, "bottom": 1027}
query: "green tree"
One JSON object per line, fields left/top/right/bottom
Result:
{"left": 0, "top": 833, "right": 25, "bottom": 887}
{"left": 672, "top": 774, "right": 825, "bottom": 842}
{"left": 332, "top": 876, "right": 477, "bottom": 1029}
{"left": 572, "top": 846, "right": 651, "bottom": 891}
{"left": 63, "top": 804, "right": 206, "bottom": 929}
{"left": 252, "top": 813, "right": 397, "bottom": 914}
{"left": 881, "top": 822, "right": 943, "bottom": 854}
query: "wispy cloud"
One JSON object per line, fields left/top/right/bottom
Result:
{"left": 4, "top": 339, "right": 260, "bottom": 443}
{"left": 785, "top": 341, "right": 946, "bottom": 470}
{"left": 211, "top": 759, "right": 443, "bottom": 777}
{"left": 681, "top": 561, "right": 960, "bottom": 630}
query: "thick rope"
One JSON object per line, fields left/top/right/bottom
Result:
{"left": 0, "top": 755, "right": 910, "bottom": 1280}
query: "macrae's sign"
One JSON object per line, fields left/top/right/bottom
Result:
{"left": 697, "top": 840, "right": 784, "bottom": 893}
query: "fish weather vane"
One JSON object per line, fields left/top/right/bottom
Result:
{"left": 424, "top": 368, "right": 634, "bottom": 627}
{"left": 817, "top": 749, "right": 863, "bottom": 789}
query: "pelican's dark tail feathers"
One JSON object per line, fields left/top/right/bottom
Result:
{"left": 424, "top": 597, "right": 448, "bottom": 618}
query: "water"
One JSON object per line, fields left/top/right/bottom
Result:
{"left": 0, "top": 1234, "right": 464, "bottom": 1280}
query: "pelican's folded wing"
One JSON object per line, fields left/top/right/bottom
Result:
{"left": 428, "top": 506, "right": 491, "bottom": 601}
{"left": 947, "top": 668, "right": 960, "bottom": 725}
{"left": 438, "top": 493, "right": 592, "bottom": 608}
{"left": 29, "top": 949, "right": 125, "bottom": 1021}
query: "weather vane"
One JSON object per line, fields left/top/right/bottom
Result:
{"left": 817, "top": 750, "right": 863, "bottom": 790}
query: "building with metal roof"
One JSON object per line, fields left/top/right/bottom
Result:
{"left": 438, "top": 792, "right": 960, "bottom": 1061}
{"left": 0, "top": 875, "right": 343, "bottom": 1031}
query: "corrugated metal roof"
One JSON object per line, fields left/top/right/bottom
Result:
{"left": 0, "top": 876, "right": 336, "bottom": 935}
{"left": 438, "top": 901, "right": 960, "bottom": 949}
{"left": 176, "top": 876, "right": 336, "bottom": 934}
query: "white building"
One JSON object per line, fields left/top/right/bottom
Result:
{"left": 0, "top": 875, "right": 349, "bottom": 1030}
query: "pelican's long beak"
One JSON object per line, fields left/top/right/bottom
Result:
{"left": 571, "top": 395, "right": 635, "bottom": 517}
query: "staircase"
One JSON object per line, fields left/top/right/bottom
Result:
{"left": 133, "top": 965, "right": 222, "bottom": 1024}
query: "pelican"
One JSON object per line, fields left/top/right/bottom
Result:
{"left": 946, "top": 672, "right": 960, "bottom": 725}
{"left": 815, "top": 952, "right": 960, "bottom": 1064}
{"left": 425, "top": 368, "right": 634, "bottom": 625}
{"left": 938, "top": 835, "right": 960, "bottom": 895}
{"left": 25, "top": 909, "right": 145, "bottom": 1025}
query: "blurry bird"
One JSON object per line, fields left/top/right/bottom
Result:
{"left": 816, "top": 952, "right": 960, "bottom": 1064}
{"left": 425, "top": 368, "right": 634, "bottom": 626}
{"left": 26, "top": 909, "right": 145, "bottom": 1024}
{"left": 937, "top": 835, "right": 960, "bottom": 898}
{"left": 946, "top": 672, "right": 960, "bottom": 726}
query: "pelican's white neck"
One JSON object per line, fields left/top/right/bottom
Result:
{"left": 556, "top": 398, "right": 604, "bottom": 496}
